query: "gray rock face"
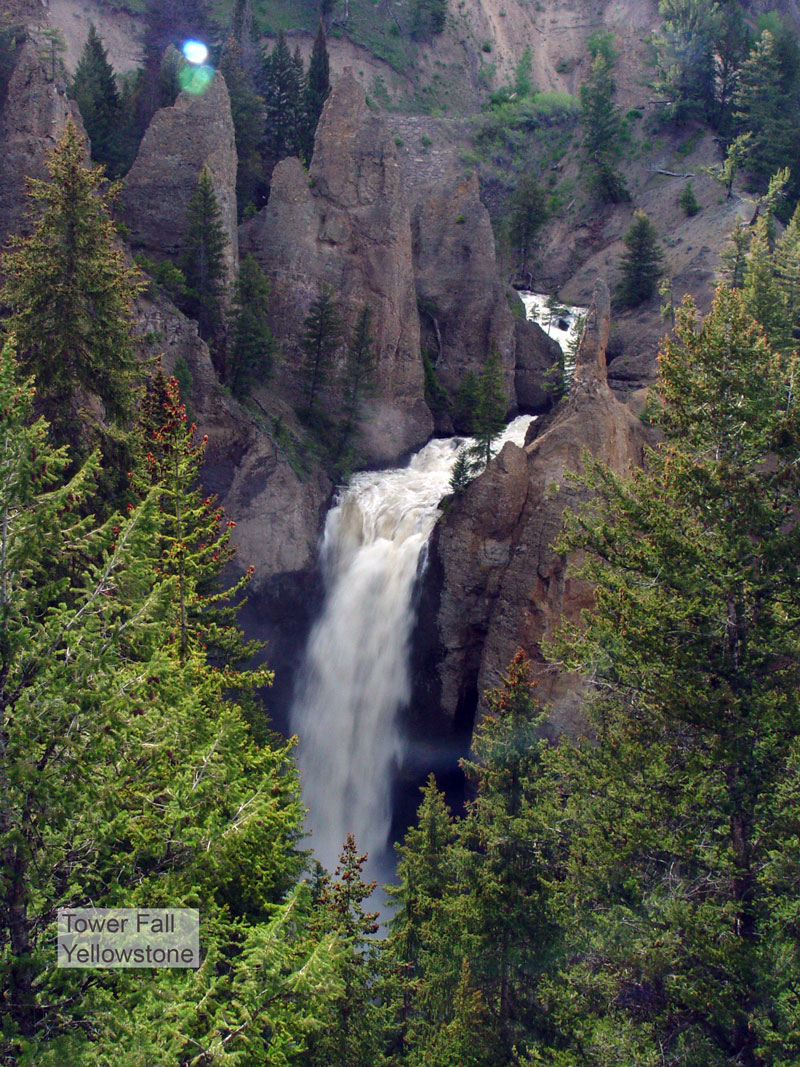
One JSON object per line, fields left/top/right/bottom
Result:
{"left": 413, "top": 176, "right": 562, "bottom": 430}
{"left": 422, "top": 279, "right": 654, "bottom": 739}
{"left": 0, "top": 39, "right": 87, "bottom": 250}
{"left": 119, "top": 71, "right": 238, "bottom": 291}
{"left": 240, "top": 69, "right": 432, "bottom": 467}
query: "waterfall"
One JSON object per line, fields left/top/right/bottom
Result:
{"left": 290, "top": 415, "right": 534, "bottom": 878}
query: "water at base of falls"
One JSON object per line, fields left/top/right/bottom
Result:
{"left": 290, "top": 415, "right": 535, "bottom": 886}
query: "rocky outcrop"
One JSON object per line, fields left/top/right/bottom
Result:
{"left": 119, "top": 71, "right": 238, "bottom": 291}
{"left": 240, "top": 69, "right": 432, "bottom": 466}
{"left": 413, "top": 175, "right": 562, "bottom": 430}
{"left": 0, "top": 38, "right": 87, "bottom": 250}
{"left": 420, "top": 279, "right": 654, "bottom": 739}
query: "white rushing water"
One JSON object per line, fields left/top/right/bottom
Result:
{"left": 520, "top": 292, "right": 587, "bottom": 381}
{"left": 291, "top": 415, "right": 534, "bottom": 879}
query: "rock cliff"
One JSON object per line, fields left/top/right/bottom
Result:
{"left": 413, "top": 173, "right": 562, "bottom": 426}
{"left": 240, "top": 69, "right": 432, "bottom": 466}
{"left": 119, "top": 71, "right": 239, "bottom": 292}
{"left": 419, "top": 279, "right": 654, "bottom": 740}
{"left": 0, "top": 38, "right": 87, "bottom": 251}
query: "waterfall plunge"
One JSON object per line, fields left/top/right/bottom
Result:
{"left": 291, "top": 416, "right": 534, "bottom": 878}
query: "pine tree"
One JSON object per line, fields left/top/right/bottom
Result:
{"left": 449, "top": 446, "right": 473, "bottom": 494}
{"left": 579, "top": 45, "right": 630, "bottom": 204}
{"left": 0, "top": 337, "right": 338, "bottom": 1062}
{"left": 720, "top": 217, "right": 751, "bottom": 289}
{"left": 469, "top": 350, "right": 507, "bottom": 469}
{"left": 181, "top": 166, "right": 228, "bottom": 369}
{"left": 262, "top": 31, "right": 304, "bottom": 165}
{"left": 307, "top": 835, "right": 384, "bottom": 1067}
{"left": 220, "top": 36, "right": 267, "bottom": 216}
{"left": 615, "top": 210, "right": 662, "bottom": 307}
{"left": 68, "top": 24, "right": 121, "bottom": 173}
{"left": 338, "top": 304, "right": 375, "bottom": 459}
{"left": 229, "top": 253, "right": 274, "bottom": 399}
{"left": 651, "top": 0, "right": 716, "bottom": 124}
{"left": 0, "top": 119, "right": 143, "bottom": 494}
{"left": 734, "top": 29, "right": 800, "bottom": 194}
{"left": 547, "top": 286, "right": 800, "bottom": 1063}
{"left": 303, "top": 21, "right": 330, "bottom": 162}
{"left": 506, "top": 176, "right": 550, "bottom": 279}
{"left": 301, "top": 286, "right": 343, "bottom": 416}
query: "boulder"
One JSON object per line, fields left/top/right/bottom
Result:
{"left": 421, "top": 279, "right": 655, "bottom": 739}
{"left": 119, "top": 71, "right": 238, "bottom": 291}
{"left": 240, "top": 69, "right": 432, "bottom": 467}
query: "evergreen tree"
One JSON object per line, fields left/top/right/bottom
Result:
{"left": 262, "top": 31, "right": 304, "bottom": 166}
{"left": 303, "top": 21, "right": 330, "bottom": 162}
{"left": 615, "top": 210, "right": 663, "bottom": 307}
{"left": 181, "top": 165, "right": 228, "bottom": 369}
{"left": 301, "top": 286, "right": 343, "bottom": 416}
{"left": 720, "top": 217, "right": 750, "bottom": 289}
{"left": 229, "top": 253, "right": 275, "bottom": 399}
{"left": 734, "top": 29, "right": 800, "bottom": 194}
{"left": 220, "top": 36, "right": 267, "bottom": 216}
{"left": 651, "top": 0, "right": 716, "bottom": 124}
{"left": 412, "top": 0, "right": 447, "bottom": 40}
{"left": 547, "top": 286, "right": 800, "bottom": 1063}
{"left": 579, "top": 43, "right": 629, "bottom": 204}
{"left": 742, "top": 213, "right": 790, "bottom": 350}
{"left": 454, "top": 369, "right": 480, "bottom": 434}
{"left": 338, "top": 304, "right": 375, "bottom": 459}
{"left": 68, "top": 24, "right": 121, "bottom": 173}
{"left": 0, "top": 119, "right": 143, "bottom": 493}
{"left": 449, "top": 446, "right": 473, "bottom": 494}
{"left": 469, "top": 350, "right": 507, "bottom": 469}
{"left": 0, "top": 336, "right": 338, "bottom": 1063}
{"left": 506, "top": 176, "right": 550, "bottom": 279}
{"left": 307, "top": 836, "right": 383, "bottom": 1067}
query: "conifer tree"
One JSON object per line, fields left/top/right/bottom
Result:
{"left": 338, "top": 304, "right": 375, "bottom": 458}
{"left": 615, "top": 210, "right": 662, "bottom": 307}
{"left": 220, "top": 36, "right": 267, "bottom": 216}
{"left": 307, "top": 835, "right": 384, "bottom": 1067}
{"left": 181, "top": 166, "right": 228, "bottom": 369}
{"left": 721, "top": 217, "right": 750, "bottom": 288}
{"left": 579, "top": 36, "right": 629, "bottom": 204}
{"left": 68, "top": 24, "right": 121, "bottom": 173}
{"left": 0, "top": 119, "right": 143, "bottom": 495}
{"left": 469, "top": 350, "right": 507, "bottom": 469}
{"left": 303, "top": 21, "right": 330, "bottom": 161}
{"left": 734, "top": 29, "right": 800, "bottom": 193}
{"left": 262, "top": 31, "right": 304, "bottom": 165}
{"left": 229, "top": 253, "right": 275, "bottom": 399}
{"left": 0, "top": 337, "right": 338, "bottom": 1063}
{"left": 651, "top": 0, "right": 716, "bottom": 124}
{"left": 301, "top": 286, "right": 343, "bottom": 416}
{"left": 547, "top": 286, "right": 800, "bottom": 1063}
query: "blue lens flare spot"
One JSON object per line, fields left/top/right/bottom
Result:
{"left": 182, "top": 40, "right": 209, "bottom": 65}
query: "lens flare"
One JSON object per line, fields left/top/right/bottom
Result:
{"left": 178, "top": 64, "right": 214, "bottom": 95}
{"left": 182, "top": 40, "right": 209, "bottom": 65}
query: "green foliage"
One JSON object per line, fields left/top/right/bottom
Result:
{"left": 0, "top": 16, "right": 23, "bottom": 108}
{"left": 448, "top": 446, "right": 473, "bottom": 495}
{"left": 546, "top": 286, "right": 800, "bottom": 1063}
{"left": 678, "top": 179, "right": 699, "bottom": 215}
{"left": 0, "top": 336, "right": 339, "bottom": 1063}
{"left": 412, "top": 0, "right": 447, "bottom": 40}
{"left": 69, "top": 24, "right": 121, "bottom": 174}
{"left": 134, "top": 252, "right": 187, "bottom": 304}
{"left": 180, "top": 166, "right": 228, "bottom": 364}
{"left": 301, "top": 285, "right": 343, "bottom": 416}
{"left": 506, "top": 175, "right": 550, "bottom": 276}
{"left": 337, "top": 304, "right": 375, "bottom": 465}
{"left": 1, "top": 119, "right": 143, "bottom": 499}
{"left": 220, "top": 35, "right": 268, "bottom": 216}
{"left": 468, "top": 350, "right": 507, "bottom": 470}
{"left": 514, "top": 45, "right": 532, "bottom": 98}
{"left": 422, "top": 350, "right": 451, "bottom": 414}
{"left": 651, "top": 0, "right": 716, "bottom": 124}
{"left": 261, "top": 30, "right": 305, "bottom": 164}
{"left": 303, "top": 20, "right": 331, "bottom": 161}
{"left": 229, "top": 253, "right": 275, "bottom": 398}
{"left": 615, "top": 210, "right": 663, "bottom": 307}
{"left": 734, "top": 28, "right": 800, "bottom": 199}
{"left": 578, "top": 46, "right": 630, "bottom": 203}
